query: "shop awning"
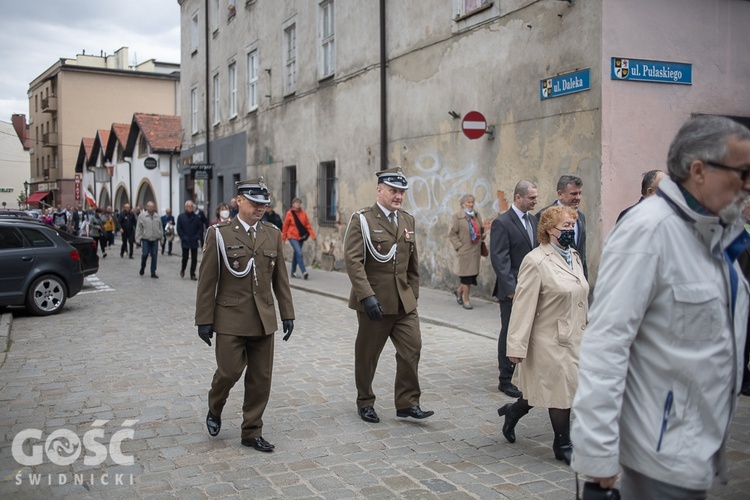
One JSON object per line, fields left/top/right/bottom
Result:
{"left": 24, "top": 191, "right": 50, "bottom": 204}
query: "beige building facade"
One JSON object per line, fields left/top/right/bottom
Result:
{"left": 27, "top": 47, "right": 180, "bottom": 210}
{"left": 178, "top": 0, "right": 750, "bottom": 292}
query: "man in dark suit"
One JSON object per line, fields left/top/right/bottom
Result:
{"left": 490, "top": 180, "right": 539, "bottom": 398}
{"left": 344, "top": 166, "right": 434, "bottom": 424}
{"left": 616, "top": 169, "right": 665, "bottom": 223}
{"left": 195, "top": 178, "right": 295, "bottom": 453}
{"left": 536, "top": 174, "right": 587, "bottom": 279}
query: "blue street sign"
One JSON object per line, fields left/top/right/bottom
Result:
{"left": 540, "top": 69, "right": 590, "bottom": 100}
{"left": 611, "top": 57, "right": 692, "bottom": 85}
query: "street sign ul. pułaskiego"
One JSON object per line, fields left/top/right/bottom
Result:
{"left": 540, "top": 68, "right": 590, "bottom": 100}
{"left": 611, "top": 57, "right": 692, "bottom": 85}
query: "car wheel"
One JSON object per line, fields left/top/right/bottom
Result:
{"left": 25, "top": 274, "right": 67, "bottom": 316}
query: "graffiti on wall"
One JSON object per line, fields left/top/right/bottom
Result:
{"left": 406, "top": 152, "right": 495, "bottom": 234}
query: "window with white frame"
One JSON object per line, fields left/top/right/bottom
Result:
{"left": 246, "top": 49, "right": 259, "bottom": 112}
{"left": 191, "top": 87, "right": 199, "bottom": 134}
{"left": 454, "top": 0, "right": 491, "bottom": 19}
{"left": 283, "top": 22, "right": 297, "bottom": 95}
{"left": 228, "top": 62, "right": 237, "bottom": 117}
{"left": 320, "top": 0, "right": 335, "bottom": 78}
{"left": 213, "top": 73, "right": 220, "bottom": 125}
{"left": 191, "top": 12, "right": 199, "bottom": 53}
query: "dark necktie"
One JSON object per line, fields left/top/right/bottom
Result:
{"left": 248, "top": 226, "right": 255, "bottom": 246}
{"left": 388, "top": 212, "right": 397, "bottom": 230}
{"left": 523, "top": 213, "right": 533, "bottom": 244}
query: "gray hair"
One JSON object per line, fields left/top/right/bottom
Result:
{"left": 667, "top": 115, "right": 750, "bottom": 183}
{"left": 640, "top": 170, "right": 663, "bottom": 196}
{"left": 514, "top": 180, "right": 537, "bottom": 198}
{"left": 459, "top": 194, "right": 474, "bottom": 207}
{"left": 556, "top": 174, "right": 583, "bottom": 192}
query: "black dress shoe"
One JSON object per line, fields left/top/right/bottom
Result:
{"left": 180, "top": 270, "right": 185, "bottom": 278}
{"left": 241, "top": 436, "right": 275, "bottom": 452}
{"left": 396, "top": 405, "right": 434, "bottom": 419}
{"left": 139, "top": 268, "right": 145, "bottom": 276}
{"left": 499, "top": 383, "right": 523, "bottom": 398}
{"left": 151, "top": 274, "right": 159, "bottom": 279}
{"left": 497, "top": 403, "right": 518, "bottom": 443}
{"left": 206, "top": 411, "right": 221, "bottom": 437}
{"left": 191, "top": 276, "right": 198, "bottom": 281}
{"left": 553, "top": 442, "right": 573, "bottom": 466}
{"left": 358, "top": 406, "right": 380, "bottom": 423}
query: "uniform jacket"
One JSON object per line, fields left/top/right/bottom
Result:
{"left": 506, "top": 243, "right": 588, "bottom": 408}
{"left": 195, "top": 219, "right": 294, "bottom": 336}
{"left": 281, "top": 208, "right": 316, "bottom": 242}
{"left": 490, "top": 207, "right": 538, "bottom": 300}
{"left": 177, "top": 211, "right": 204, "bottom": 249}
{"left": 571, "top": 176, "right": 750, "bottom": 490}
{"left": 344, "top": 204, "right": 419, "bottom": 315}
{"left": 536, "top": 202, "right": 587, "bottom": 278}
{"left": 135, "top": 212, "right": 163, "bottom": 242}
{"left": 448, "top": 210, "right": 484, "bottom": 277}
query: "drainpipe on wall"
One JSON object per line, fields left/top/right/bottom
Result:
{"left": 379, "top": 0, "right": 387, "bottom": 171}
{"left": 124, "top": 159, "right": 132, "bottom": 205}
{"left": 204, "top": 0, "right": 212, "bottom": 213}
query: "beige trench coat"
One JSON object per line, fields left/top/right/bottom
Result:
{"left": 448, "top": 211, "right": 484, "bottom": 277}
{"left": 507, "top": 243, "right": 589, "bottom": 408}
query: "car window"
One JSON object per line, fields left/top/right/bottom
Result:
{"left": 0, "top": 227, "right": 24, "bottom": 249}
{"left": 19, "top": 227, "right": 54, "bottom": 247}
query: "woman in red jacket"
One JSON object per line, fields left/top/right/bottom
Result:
{"left": 281, "top": 198, "right": 316, "bottom": 279}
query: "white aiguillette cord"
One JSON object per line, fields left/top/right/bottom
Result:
{"left": 213, "top": 225, "right": 257, "bottom": 285}
{"left": 358, "top": 213, "right": 397, "bottom": 264}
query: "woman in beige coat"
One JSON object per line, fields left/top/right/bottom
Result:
{"left": 496, "top": 205, "right": 588, "bottom": 465}
{"left": 448, "top": 194, "right": 485, "bottom": 309}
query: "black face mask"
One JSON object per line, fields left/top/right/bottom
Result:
{"left": 555, "top": 228, "right": 575, "bottom": 247}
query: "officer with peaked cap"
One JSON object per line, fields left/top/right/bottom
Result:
{"left": 195, "top": 177, "right": 295, "bottom": 452}
{"left": 344, "top": 166, "right": 434, "bottom": 424}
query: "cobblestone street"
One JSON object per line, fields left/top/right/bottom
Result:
{"left": 1, "top": 253, "right": 749, "bottom": 499}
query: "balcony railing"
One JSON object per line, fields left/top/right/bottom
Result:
{"left": 41, "top": 96, "right": 58, "bottom": 112}
{"left": 42, "top": 132, "right": 59, "bottom": 147}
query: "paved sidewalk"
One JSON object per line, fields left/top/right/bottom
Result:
{"left": 0, "top": 255, "right": 748, "bottom": 499}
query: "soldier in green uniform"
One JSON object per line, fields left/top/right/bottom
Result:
{"left": 195, "top": 178, "right": 295, "bottom": 452}
{"left": 344, "top": 166, "right": 434, "bottom": 424}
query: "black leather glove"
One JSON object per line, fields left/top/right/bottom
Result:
{"left": 282, "top": 320, "right": 294, "bottom": 341}
{"left": 198, "top": 324, "right": 214, "bottom": 346}
{"left": 361, "top": 295, "right": 383, "bottom": 321}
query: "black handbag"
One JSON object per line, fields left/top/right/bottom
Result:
{"left": 291, "top": 211, "right": 310, "bottom": 242}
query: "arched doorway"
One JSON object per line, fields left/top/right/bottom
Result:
{"left": 136, "top": 181, "right": 157, "bottom": 212}
{"left": 98, "top": 186, "right": 111, "bottom": 209}
{"left": 114, "top": 185, "right": 130, "bottom": 210}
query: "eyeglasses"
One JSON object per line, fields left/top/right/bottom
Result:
{"left": 704, "top": 160, "right": 750, "bottom": 181}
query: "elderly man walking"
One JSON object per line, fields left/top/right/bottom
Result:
{"left": 571, "top": 115, "right": 750, "bottom": 499}
{"left": 135, "top": 201, "right": 163, "bottom": 279}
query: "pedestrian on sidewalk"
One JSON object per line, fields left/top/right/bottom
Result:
{"left": 571, "top": 115, "right": 750, "bottom": 498}
{"left": 261, "top": 202, "right": 283, "bottom": 230}
{"left": 497, "top": 205, "right": 588, "bottom": 466}
{"left": 135, "top": 201, "right": 163, "bottom": 279}
{"left": 195, "top": 178, "right": 295, "bottom": 453}
{"left": 448, "top": 193, "right": 485, "bottom": 310}
{"left": 490, "top": 180, "right": 539, "bottom": 398}
{"left": 282, "top": 198, "right": 316, "bottom": 279}
{"left": 344, "top": 166, "right": 434, "bottom": 425}
{"left": 161, "top": 208, "right": 175, "bottom": 255}
{"left": 117, "top": 203, "right": 137, "bottom": 259}
{"left": 209, "top": 203, "right": 232, "bottom": 226}
{"left": 90, "top": 208, "right": 107, "bottom": 258}
{"left": 177, "top": 201, "right": 203, "bottom": 280}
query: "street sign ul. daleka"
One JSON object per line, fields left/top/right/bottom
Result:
{"left": 611, "top": 57, "right": 692, "bottom": 85}
{"left": 540, "top": 69, "right": 590, "bottom": 100}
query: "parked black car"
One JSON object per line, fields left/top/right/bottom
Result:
{"left": 0, "top": 213, "right": 99, "bottom": 276}
{"left": 0, "top": 219, "right": 84, "bottom": 316}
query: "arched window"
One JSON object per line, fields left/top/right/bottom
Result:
{"left": 139, "top": 135, "right": 149, "bottom": 157}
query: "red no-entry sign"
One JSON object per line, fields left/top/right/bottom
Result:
{"left": 462, "top": 111, "right": 487, "bottom": 140}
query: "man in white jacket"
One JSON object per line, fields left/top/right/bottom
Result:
{"left": 571, "top": 115, "right": 750, "bottom": 499}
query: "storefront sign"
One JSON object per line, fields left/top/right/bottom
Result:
{"left": 611, "top": 57, "right": 692, "bottom": 85}
{"left": 540, "top": 68, "right": 590, "bottom": 100}
{"left": 190, "top": 163, "right": 214, "bottom": 180}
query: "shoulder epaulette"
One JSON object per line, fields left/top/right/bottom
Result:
{"left": 356, "top": 207, "right": 372, "bottom": 215}
{"left": 260, "top": 220, "right": 280, "bottom": 230}
{"left": 399, "top": 208, "right": 413, "bottom": 217}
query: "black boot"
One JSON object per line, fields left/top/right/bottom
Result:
{"left": 549, "top": 408, "right": 573, "bottom": 465}
{"left": 497, "top": 399, "right": 531, "bottom": 443}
